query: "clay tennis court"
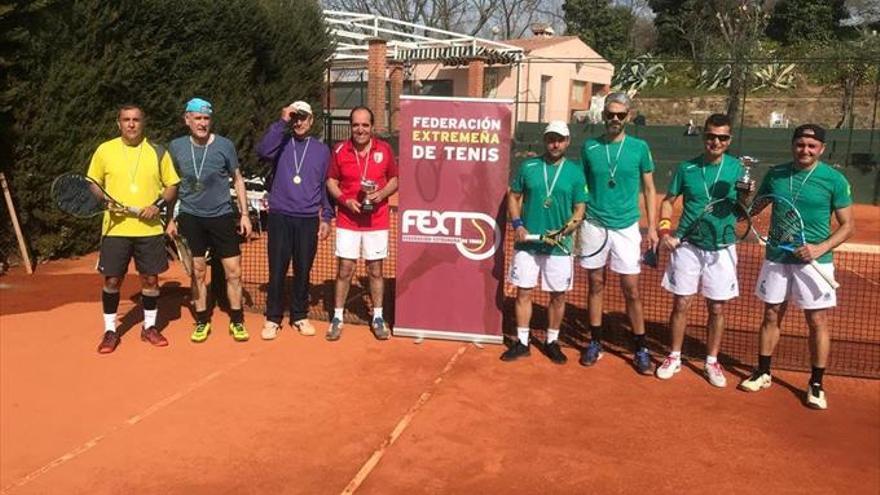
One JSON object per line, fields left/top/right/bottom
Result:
{"left": 1, "top": 205, "right": 879, "bottom": 494}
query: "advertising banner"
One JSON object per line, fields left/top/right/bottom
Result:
{"left": 395, "top": 96, "right": 512, "bottom": 343}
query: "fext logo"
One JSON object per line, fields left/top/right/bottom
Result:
{"left": 401, "top": 209, "right": 501, "bottom": 261}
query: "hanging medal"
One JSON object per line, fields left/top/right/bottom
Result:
{"left": 605, "top": 135, "right": 626, "bottom": 188}
{"left": 291, "top": 137, "right": 310, "bottom": 185}
{"left": 788, "top": 163, "right": 817, "bottom": 218}
{"left": 190, "top": 138, "right": 211, "bottom": 192}
{"left": 122, "top": 140, "right": 143, "bottom": 193}
{"left": 543, "top": 157, "right": 564, "bottom": 209}
{"left": 700, "top": 155, "right": 725, "bottom": 201}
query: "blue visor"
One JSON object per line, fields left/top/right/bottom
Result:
{"left": 185, "top": 98, "right": 213, "bottom": 114}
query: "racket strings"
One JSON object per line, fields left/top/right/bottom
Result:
{"left": 53, "top": 175, "right": 104, "bottom": 217}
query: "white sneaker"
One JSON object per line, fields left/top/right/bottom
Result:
{"left": 261, "top": 321, "right": 280, "bottom": 340}
{"left": 806, "top": 383, "right": 828, "bottom": 410}
{"left": 739, "top": 370, "right": 772, "bottom": 392}
{"left": 703, "top": 362, "right": 727, "bottom": 388}
{"left": 293, "top": 319, "right": 316, "bottom": 336}
{"left": 656, "top": 355, "right": 681, "bottom": 380}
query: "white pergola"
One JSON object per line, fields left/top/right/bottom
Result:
{"left": 323, "top": 10, "right": 524, "bottom": 65}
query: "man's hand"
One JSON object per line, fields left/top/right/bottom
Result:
{"left": 794, "top": 243, "right": 824, "bottom": 262}
{"left": 514, "top": 226, "right": 529, "bottom": 243}
{"left": 281, "top": 106, "right": 295, "bottom": 122}
{"left": 344, "top": 198, "right": 362, "bottom": 214}
{"left": 238, "top": 214, "right": 253, "bottom": 238}
{"left": 139, "top": 205, "right": 160, "bottom": 220}
{"left": 661, "top": 233, "right": 680, "bottom": 251}
{"left": 646, "top": 226, "right": 659, "bottom": 250}
{"left": 166, "top": 219, "right": 178, "bottom": 237}
{"left": 366, "top": 189, "right": 386, "bottom": 203}
{"left": 318, "top": 221, "right": 330, "bottom": 241}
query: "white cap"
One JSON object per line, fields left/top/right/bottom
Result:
{"left": 288, "top": 101, "right": 312, "bottom": 115}
{"left": 544, "top": 120, "right": 570, "bottom": 137}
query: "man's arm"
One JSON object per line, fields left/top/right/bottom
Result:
{"left": 798, "top": 206, "right": 854, "bottom": 262}
{"left": 642, "top": 171, "right": 658, "bottom": 249}
{"left": 328, "top": 177, "right": 360, "bottom": 214}
{"left": 658, "top": 193, "right": 680, "bottom": 250}
{"left": 232, "top": 168, "right": 252, "bottom": 237}
{"left": 508, "top": 189, "right": 527, "bottom": 242}
{"left": 256, "top": 108, "right": 293, "bottom": 161}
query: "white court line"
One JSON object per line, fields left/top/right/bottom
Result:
{"left": 1, "top": 355, "right": 251, "bottom": 494}
{"left": 341, "top": 344, "right": 469, "bottom": 495}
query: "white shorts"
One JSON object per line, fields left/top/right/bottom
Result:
{"left": 661, "top": 243, "right": 739, "bottom": 301}
{"left": 577, "top": 221, "right": 641, "bottom": 274}
{"left": 335, "top": 228, "right": 389, "bottom": 261}
{"left": 755, "top": 260, "right": 837, "bottom": 309}
{"left": 509, "top": 250, "right": 574, "bottom": 292}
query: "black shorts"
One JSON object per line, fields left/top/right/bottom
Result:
{"left": 177, "top": 212, "right": 241, "bottom": 259}
{"left": 99, "top": 235, "right": 169, "bottom": 276}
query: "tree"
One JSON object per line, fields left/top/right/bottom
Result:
{"left": 564, "top": 0, "right": 635, "bottom": 63}
{"left": 712, "top": 0, "right": 770, "bottom": 126}
{"left": 3, "top": 0, "right": 333, "bottom": 259}
{"left": 766, "top": 0, "right": 848, "bottom": 45}
{"left": 648, "top": 0, "right": 715, "bottom": 58}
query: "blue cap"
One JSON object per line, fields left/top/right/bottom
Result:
{"left": 185, "top": 98, "right": 213, "bottom": 115}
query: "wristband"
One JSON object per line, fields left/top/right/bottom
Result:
{"left": 511, "top": 218, "right": 524, "bottom": 229}
{"left": 658, "top": 218, "right": 672, "bottom": 230}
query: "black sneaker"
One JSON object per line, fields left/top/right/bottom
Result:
{"left": 544, "top": 341, "right": 567, "bottom": 364}
{"left": 500, "top": 342, "right": 530, "bottom": 362}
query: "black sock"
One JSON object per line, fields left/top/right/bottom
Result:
{"left": 196, "top": 310, "right": 210, "bottom": 325}
{"left": 141, "top": 293, "right": 158, "bottom": 311}
{"left": 758, "top": 355, "right": 772, "bottom": 374}
{"left": 590, "top": 325, "right": 603, "bottom": 344}
{"left": 634, "top": 333, "right": 647, "bottom": 351}
{"left": 230, "top": 309, "right": 244, "bottom": 324}
{"left": 810, "top": 367, "right": 825, "bottom": 387}
{"left": 102, "top": 290, "right": 120, "bottom": 314}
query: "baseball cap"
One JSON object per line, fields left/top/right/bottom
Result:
{"left": 185, "top": 98, "right": 213, "bottom": 115}
{"left": 792, "top": 124, "right": 826, "bottom": 143}
{"left": 544, "top": 120, "right": 570, "bottom": 137}
{"left": 288, "top": 101, "right": 313, "bottom": 115}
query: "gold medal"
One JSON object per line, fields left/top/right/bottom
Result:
{"left": 293, "top": 175, "right": 302, "bottom": 185}
{"left": 543, "top": 197, "right": 553, "bottom": 208}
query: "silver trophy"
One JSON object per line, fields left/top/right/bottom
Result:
{"left": 737, "top": 155, "right": 758, "bottom": 192}
{"left": 361, "top": 179, "right": 378, "bottom": 212}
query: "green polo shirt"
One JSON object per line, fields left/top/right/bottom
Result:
{"left": 756, "top": 161, "right": 852, "bottom": 264}
{"left": 510, "top": 156, "right": 588, "bottom": 255}
{"left": 667, "top": 154, "right": 744, "bottom": 251}
{"left": 581, "top": 134, "right": 654, "bottom": 229}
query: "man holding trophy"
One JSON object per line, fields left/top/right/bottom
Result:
{"left": 326, "top": 106, "right": 399, "bottom": 341}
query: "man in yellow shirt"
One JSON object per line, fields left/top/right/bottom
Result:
{"left": 87, "top": 104, "right": 180, "bottom": 353}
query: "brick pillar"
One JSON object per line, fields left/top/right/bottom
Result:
{"left": 367, "top": 38, "right": 388, "bottom": 132}
{"left": 389, "top": 61, "right": 404, "bottom": 133}
{"left": 584, "top": 82, "right": 594, "bottom": 110}
{"left": 467, "top": 57, "right": 486, "bottom": 98}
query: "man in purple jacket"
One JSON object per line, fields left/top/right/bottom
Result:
{"left": 256, "top": 101, "right": 333, "bottom": 340}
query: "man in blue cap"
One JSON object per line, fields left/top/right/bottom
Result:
{"left": 167, "top": 97, "right": 253, "bottom": 343}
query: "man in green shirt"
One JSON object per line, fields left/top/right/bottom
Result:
{"left": 577, "top": 92, "right": 658, "bottom": 375}
{"left": 739, "top": 124, "right": 855, "bottom": 410}
{"left": 502, "top": 121, "right": 587, "bottom": 364}
{"left": 656, "top": 113, "right": 750, "bottom": 387}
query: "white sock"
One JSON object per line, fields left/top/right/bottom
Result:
{"left": 547, "top": 329, "right": 560, "bottom": 343}
{"left": 103, "top": 313, "right": 117, "bottom": 333}
{"left": 517, "top": 327, "right": 530, "bottom": 346}
{"left": 706, "top": 355, "right": 718, "bottom": 365}
{"left": 334, "top": 308, "right": 344, "bottom": 320}
{"left": 669, "top": 351, "right": 681, "bottom": 360}
{"left": 144, "top": 309, "right": 158, "bottom": 329}
{"left": 373, "top": 307, "right": 383, "bottom": 320}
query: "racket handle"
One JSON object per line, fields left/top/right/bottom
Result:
{"left": 808, "top": 260, "right": 840, "bottom": 290}
{"left": 524, "top": 234, "right": 541, "bottom": 241}
{"left": 126, "top": 206, "right": 142, "bottom": 215}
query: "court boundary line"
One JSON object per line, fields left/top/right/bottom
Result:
{"left": 340, "top": 343, "right": 469, "bottom": 495}
{"left": 0, "top": 354, "right": 253, "bottom": 494}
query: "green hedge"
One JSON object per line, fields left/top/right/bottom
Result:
{"left": 1, "top": 0, "right": 332, "bottom": 260}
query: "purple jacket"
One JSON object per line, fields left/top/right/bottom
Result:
{"left": 256, "top": 120, "right": 333, "bottom": 222}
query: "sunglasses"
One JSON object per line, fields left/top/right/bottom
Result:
{"left": 603, "top": 111, "right": 628, "bottom": 121}
{"left": 704, "top": 133, "right": 732, "bottom": 142}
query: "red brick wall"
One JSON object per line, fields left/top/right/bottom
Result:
{"left": 389, "top": 62, "right": 404, "bottom": 132}
{"left": 467, "top": 58, "right": 486, "bottom": 98}
{"left": 368, "top": 38, "right": 387, "bottom": 131}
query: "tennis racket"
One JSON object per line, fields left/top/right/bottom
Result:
{"left": 749, "top": 193, "right": 840, "bottom": 290}
{"left": 575, "top": 212, "right": 609, "bottom": 258}
{"left": 680, "top": 198, "right": 752, "bottom": 248}
{"left": 524, "top": 220, "right": 576, "bottom": 255}
{"left": 51, "top": 173, "right": 141, "bottom": 218}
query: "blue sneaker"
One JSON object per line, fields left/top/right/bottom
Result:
{"left": 634, "top": 347, "right": 654, "bottom": 375}
{"left": 325, "top": 317, "right": 343, "bottom": 342}
{"left": 372, "top": 317, "right": 391, "bottom": 340}
{"left": 579, "top": 341, "right": 603, "bottom": 367}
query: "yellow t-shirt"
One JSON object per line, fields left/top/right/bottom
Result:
{"left": 86, "top": 137, "right": 180, "bottom": 237}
